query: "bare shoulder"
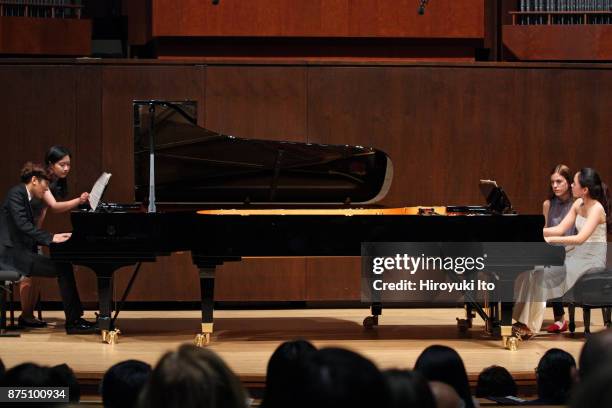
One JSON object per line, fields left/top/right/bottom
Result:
{"left": 588, "top": 200, "right": 606, "bottom": 217}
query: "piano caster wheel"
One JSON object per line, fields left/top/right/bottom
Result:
{"left": 101, "top": 329, "right": 120, "bottom": 345}
{"left": 363, "top": 315, "right": 378, "bottom": 329}
{"left": 502, "top": 335, "right": 520, "bottom": 351}
{"left": 456, "top": 318, "right": 471, "bottom": 333}
{"left": 195, "top": 333, "right": 211, "bottom": 347}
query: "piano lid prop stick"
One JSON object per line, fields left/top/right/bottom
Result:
{"left": 111, "top": 262, "right": 142, "bottom": 327}
{"left": 148, "top": 103, "right": 157, "bottom": 213}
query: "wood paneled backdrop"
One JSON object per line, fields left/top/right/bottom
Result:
{"left": 1, "top": 60, "right": 611, "bottom": 303}
{"left": 126, "top": 0, "right": 487, "bottom": 61}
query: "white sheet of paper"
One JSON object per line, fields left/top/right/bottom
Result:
{"left": 89, "top": 172, "right": 112, "bottom": 211}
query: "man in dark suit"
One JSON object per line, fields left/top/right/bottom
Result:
{"left": 0, "top": 162, "right": 96, "bottom": 334}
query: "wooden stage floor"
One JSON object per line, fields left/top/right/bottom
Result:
{"left": 0, "top": 307, "right": 604, "bottom": 392}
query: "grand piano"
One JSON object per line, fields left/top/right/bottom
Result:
{"left": 50, "top": 100, "right": 564, "bottom": 347}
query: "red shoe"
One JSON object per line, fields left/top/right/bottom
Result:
{"left": 546, "top": 320, "right": 568, "bottom": 333}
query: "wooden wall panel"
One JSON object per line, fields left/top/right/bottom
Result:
{"left": 0, "top": 66, "right": 77, "bottom": 301}
{"left": 123, "top": 0, "right": 152, "bottom": 46}
{"left": 305, "top": 64, "right": 612, "bottom": 298}
{"left": 150, "top": 0, "right": 484, "bottom": 39}
{"left": 0, "top": 17, "right": 91, "bottom": 56}
{"left": 504, "top": 25, "right": 612, "bottom": 61}
{"left": 306, "top": 257, "right": 361, "bottom": 301}
{"left": 205, "top": 65, "right": 309, "bottom": 300}
{"left": 146, "top": 1, "right": 484, "bottom": 60}
{"left": 0, "top": 66, "right": 76, "bottom": 192}
{"left": 307, "top": 65, "right": 612, "bottom": 212}
{"left": 1, "top": 61, "right": 611, "bottom": 304}
{"left": 98, "top": 65, "right": 205, "bottom": 301}
{"left": 204, "top": 66, "right": 307, "bottom": 140}
{"left": 216, "top": 258, "right": 306, "bottom": 301}
{"left": 65, "top": 66, "right": 105, "bottom": 301}
{"left": 100, "top": 65, "right": 204, "bottom": 202}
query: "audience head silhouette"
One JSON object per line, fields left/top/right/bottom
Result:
{"left": 579, "top": 329, "right": 612, "bottom": 381}
{"left": 414, "top": 345, "right": 474, "bottom": 408}
{"left": 292, "top": 347, "right": 389, "bottom": 408}
{"left": 262, "top": 339, "right": 316, "bottom": 408}
{"left": 137, "top": 345, "right": 247, "bottom": 408}
{"left": 475, "top": 365, "right": 517, "bottom": 397}
{"left": 101, "top": 360, "right": 151, "bottom": 408}
{"left": 535, "top": 348, "right": 576, "bottom": 405}
{"left": 1, "top": 362, "right": 80, "bottom": 404}
{"left": 570, "top": 364, "right": 612, "bottom": 408}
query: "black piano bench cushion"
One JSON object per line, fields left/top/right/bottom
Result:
{"left": 569, "top": 268, "right": 612, "bottom": 306}
{"left": 567, "top": 268, "right": 612, "bottom": 335}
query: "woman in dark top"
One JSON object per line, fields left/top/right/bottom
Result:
{"left": 19, "top": 146, "right": 89, "bottom": 328}
{"left": 541, "top": 164, "right": 575, "bottom": 333}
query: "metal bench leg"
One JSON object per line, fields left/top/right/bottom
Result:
{"left": 584, "top": 308, "right": 591, "bottom": 335}
{"left": 36, "top": 292, "right": 42, "bottom": 321}
{"left": 1, "top": 282, "right": 20, "bottom": 338}
{"left": 603, "top": 307, "right": 611, "bottom": 328}
{"left": 9, "top": 281, "right": 15, "bottom": 326}
{"left": 568, "top": 304, "right": 576, "bottom": 333}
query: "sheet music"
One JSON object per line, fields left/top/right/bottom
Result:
{"left": 89, "top": 172, "right": 111, "bottom": 211}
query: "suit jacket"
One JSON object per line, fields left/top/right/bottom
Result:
{"left": 0, "top": 184, "right": 53, "bottom": 274}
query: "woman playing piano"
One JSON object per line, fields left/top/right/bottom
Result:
{"left": 18, "top": 146, "right": 89, "bottom": 328}
{"left": 513, "top": 168, "right": 610, "bottom": 339}
{"left": 542, "top": 164, "right": 576, "bottom": 333}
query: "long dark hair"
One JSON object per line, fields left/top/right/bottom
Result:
{"left": 548, "top": 164, "right": 573, "bottom": 200}
{"left": 578, "top": 167, "right": 611, "bottom": 232}
{"left": 137, "top": 345, "right": 247, "bottom": 408}
{"left": 414, "top": 345, "right": 474, "bottom": 408}
{"left": 44, "top": 145, "right": 71, "bottom": 199}
{"left": 536, "top": 348, "right": 576, "bottom": 404}
{"left": 262, "top": 340, "right": 317, "bottom": 408}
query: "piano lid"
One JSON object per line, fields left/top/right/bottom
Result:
{"left": 133, "top": 100, "right": 393, "bottom": 205}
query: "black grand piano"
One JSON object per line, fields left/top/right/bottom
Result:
{"left": 50, "top": 100, "right": 564, "bottom": 347}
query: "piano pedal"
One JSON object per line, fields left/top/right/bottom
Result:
{"left": 194, "top": 333, "right": 211, "bottom": 347}
{"left": 363, "top": 315, "right": 379, "bottom": 329}
{"left": 101, "top": 329, "right": 121, "bottom": 345}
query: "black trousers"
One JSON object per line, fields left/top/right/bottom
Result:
{"left": 9, "top": 248, "right": 84, "bottom": 323}
{"left": 550, "top": 299, "right": 565, "bottom": 318}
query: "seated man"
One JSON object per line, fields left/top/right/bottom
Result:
{"left": 0, "top": 162, "right": 96, "bottom": 334}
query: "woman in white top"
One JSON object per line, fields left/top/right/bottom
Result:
{"left": 513, "top": 168, "right": 610, "bottom": 339}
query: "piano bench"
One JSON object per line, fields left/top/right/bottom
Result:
{"left": 567, "top": 268, "right": 612, "bottom": 335}
{"left": 0, "top": 270, "right": 22, "bottom": 337}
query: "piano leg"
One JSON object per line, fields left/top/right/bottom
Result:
{"left": 87, "top": 263, "right": 126, "bottom": 345}
{"left": 97, "top": 269, "right": 122, "bottom": 344}
{"left": 363, "top": 302, "right": 382, "bottom": 329}
{"left": 500, "top": 301, "right": 515, "bottom": 349}
{"left": 497, "top": 273, "right": 520, "bottom": 350}
{"left": 196, "top": 266, "right": 216, "bottom": 347}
